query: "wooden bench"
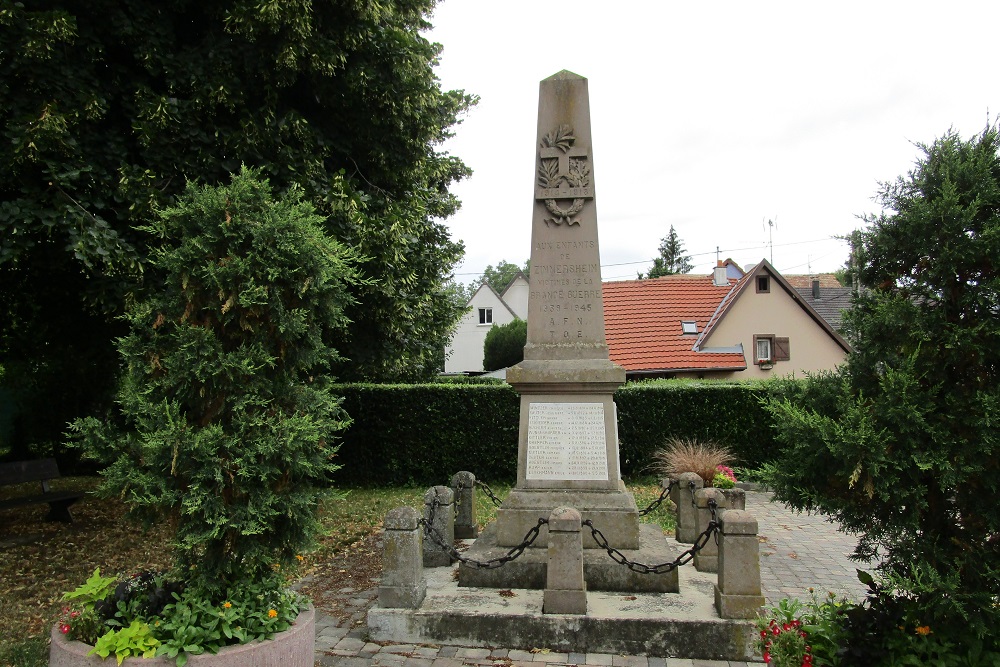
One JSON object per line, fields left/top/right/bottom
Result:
{"left": 0, "top": 458, "right": 84, "bottom": 523}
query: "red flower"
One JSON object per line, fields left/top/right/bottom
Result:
{"left": 59, "top": 623, "right": 71, "bottom": 635}
{"left": 762, "top": 651, "right": 770, "bottom": 663}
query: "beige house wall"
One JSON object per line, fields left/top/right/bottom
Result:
{"left": 705, "top": 283, "right": 847, "bottom": 379}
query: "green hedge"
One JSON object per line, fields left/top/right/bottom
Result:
{"left": 331, "top": 383, "right": 520, "bottom": 485}
{"left": 614, "top": 380, "right": 776, "bottom": 473}
{"left": 331, "top": 380, "right": 781, "bottom": 486}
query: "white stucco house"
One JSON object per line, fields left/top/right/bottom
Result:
{"left": 444, "top": 272, "right": 528, "bottom": 374}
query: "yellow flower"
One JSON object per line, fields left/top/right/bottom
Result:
{"left": 223, "top": 602, "right": 232, "bottom": 609}
{"left": 915, "top": 626, "right": 932, "bottom": 636}
{"left": 296, "top": 554, "right": 304, "bottom": 562}
{"left": 268, "top": 609, "right": 278, "bottom": 619}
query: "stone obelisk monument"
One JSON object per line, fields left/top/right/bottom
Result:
{"left": 496, "top": 70, "right": 639, "bottom": 550}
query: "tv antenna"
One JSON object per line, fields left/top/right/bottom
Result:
{"left": 764, "top": 217, "right": 777, "bottom": 264}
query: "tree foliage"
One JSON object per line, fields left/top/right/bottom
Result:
{"left": 477, "top": 259, "right": 529, "bottom": 295}
{"left": 483, "top": 318, "right": 526, "bottom": 372}
{"left": 0, "top": 0, "right": 474, "bottom": 453}
{"left": 639, "top": 225, "right": 693, "bottom": 279}
{"left": 70, "top": 168, "right": 357, "bottom": 590}
{"left": 764, "top": 125, "right": 1000, "bottom": 642}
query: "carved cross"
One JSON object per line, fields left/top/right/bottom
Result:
{"left": 540, "top": 143, "right": 588, "bottom": 185}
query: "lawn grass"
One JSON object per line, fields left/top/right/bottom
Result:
{"left": 0, "top": 475, "right": 676, "bottom": 666}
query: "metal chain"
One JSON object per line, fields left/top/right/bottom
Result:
{"left": 453, "top": 477, "right": 505, "bottom": 507}
{"left": 422, "top": 497, "right": 547, "bottom": 569}
{"left": 476, "top": 480, "right": 504, "bottom": 507}
{"left": 583, "top": 498, "right": 719, "bottom": 575}
{"left": 638, "top": 480, "right": 676, "bottom": 517}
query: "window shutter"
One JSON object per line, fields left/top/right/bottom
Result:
{"left": 774, "top": 337, "right": 790, "bottom": 361}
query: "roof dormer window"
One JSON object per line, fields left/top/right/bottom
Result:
{"left": 681, "top": 321, "right": 698, "bottom": 334}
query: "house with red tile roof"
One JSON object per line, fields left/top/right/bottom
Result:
{"left": 602, "top": 260, "right": 851, "bottom": 379}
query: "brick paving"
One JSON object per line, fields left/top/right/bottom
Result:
{"left": 314, "top": 490, "right": 869, "bottom": 667}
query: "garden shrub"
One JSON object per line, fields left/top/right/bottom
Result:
{"left": 482, "top": 318, "right": 527, "bottom": 371}
{"left": 763, "top": 126, "right": 1000, "bottom": 660}
{"left": 70, "top": 167, "right": 358, "bottom": 592}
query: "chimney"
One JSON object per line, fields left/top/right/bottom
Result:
{"left": 812, "top": 279, "right": 820, "bottom": 299}
{"left": 713, "top": 265, "right": 728, "bottom": 287}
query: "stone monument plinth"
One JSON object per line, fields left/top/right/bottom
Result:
{"left": 495, "top": 70, "right": 637, "bottom": 552}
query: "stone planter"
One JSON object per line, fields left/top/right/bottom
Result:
{"left": 50, "top": 606, "right": 314, "bottom": 667}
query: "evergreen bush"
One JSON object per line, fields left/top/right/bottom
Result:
{"left": 71, "top": 167, "right": 359, "bottom": 592}
{"left": 482, "top": 318, "right": 527, "bottom": 371}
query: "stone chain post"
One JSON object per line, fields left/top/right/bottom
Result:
{"left": 378, "top": 506, "right": 426, "bottom": 608}
{"left": 693, "top": 487, "right": 728, "bottom": 573}
{"left": 451, "top": 471, "right": 479, "bottom": 539}
{"left": 720, "top": 487, "right": 746, "bottom": 511}
{"left": 715, "top": 509, "right": 765, "bottom": 619}
{"left": 543, "top": 507, "right": 587, "bottom": 615}
{"left": 423, "top": 485, "right": 455, "bottom": 567}
{"left": 671, "top": 472, "right": 704, "bottom": 543}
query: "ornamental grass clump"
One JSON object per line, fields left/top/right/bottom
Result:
{"left": 69, "top": 167, "right": 359, "bottom": 663}
{"left": 652, "top": 437, "right": 734, "bottom": 487}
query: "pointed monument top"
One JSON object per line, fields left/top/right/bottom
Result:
{"left": 544, "top": 69, "right": 586, "bottom": 81}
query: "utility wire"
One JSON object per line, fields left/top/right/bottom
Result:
{"left": 453, "top": 236, "right": 845, "bottom": 277}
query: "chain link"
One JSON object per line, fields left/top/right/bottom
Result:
{"left": 476, "top": 480, "right": 504, "bottom": 507}
{"left": 422, "top": 497, "right": 546, "bottom": 569}
{"left": 638, "top": 480, "right": 676, "bottom": 517}
{"left": 583, "top": 498, "right": 720, "bottom": 575}
{"left": 453, "top": 476, "right": 505, "bottom": 507}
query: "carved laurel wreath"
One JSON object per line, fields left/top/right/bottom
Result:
{"left": 538, "top": 124, "right": 588, "bottom": 226}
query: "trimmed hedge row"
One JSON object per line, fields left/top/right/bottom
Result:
{"left": 330, "top": 380, "right": 780, "bottom": 486}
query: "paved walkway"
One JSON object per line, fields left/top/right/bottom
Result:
{"left": 312, "top": 490, "right": 869, "bottom": 667}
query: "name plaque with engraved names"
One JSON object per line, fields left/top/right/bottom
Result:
{"left": 525, "top": 402, "right": 609, "bottom": 481}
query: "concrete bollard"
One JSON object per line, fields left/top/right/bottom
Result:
{"left": 422, "top": 486, "right": 455, "bottom": 567}
{"left": 451, "top": 471, "right": 479, "bottom": 539}
{"left": 693, "top": 487, "right": 728, "bottom": 573}
{"left": 720, "top": 487, "right": 746, "bottom": 511}
{"left": 715, "top": 510, "right": 765, "bottom": 619}
{"left": 378, "top": 506, "right": 427, "bottom": 608}
{"left": 671, "top": 472, "right": 704, "bottom": 543}
{"left": 543, "top": 507, "right": 587, "bottom": 615}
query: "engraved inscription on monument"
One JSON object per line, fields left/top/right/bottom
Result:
{"left": 525, "top": 403, "right": 609, "bottom": 481}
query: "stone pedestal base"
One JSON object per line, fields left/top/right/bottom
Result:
{"left": 460, "top": 523, "right": 678, "bottom": 593}
{"left": 378, "top": 582, "right": 427, "bottom": 609}
{"left": 544, "top": 589, "right": 588, "bottom": 614}
{"left": 714, "top": 585, "right": 765, "bottom": 619}
{"left": 495, "top": 488, "right": 640, "bottom": 550}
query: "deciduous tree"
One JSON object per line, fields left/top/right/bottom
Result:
{"left": 0, "top": 0, "right": 475, "bottom": 451}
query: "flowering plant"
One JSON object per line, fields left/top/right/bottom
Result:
{"left": 57, "top": 568, "right": 306, "bottom": 665}
{"left": 756, "top": 618, "right": 812, "bottom": 666}
{"left": 712, "top": 465, "right": 737, "bottom": 489}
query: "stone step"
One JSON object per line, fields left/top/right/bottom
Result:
{"left": 367, "top": 564, "right": 758, "bottom": 661}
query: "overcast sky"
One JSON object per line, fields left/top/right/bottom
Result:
{"left": 423, "top": 1, "right": 997, "bottom": 284}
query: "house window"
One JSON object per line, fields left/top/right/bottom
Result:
{"left": 478, "top": 308, "right": 493, "bottom": 325}
{"left": 681, "top": 321, "right": 698, "bottom": 334}
{"left": 756, "top": 275, "right": 770, "bottom": 293}
{"left": 755, "top": 336, "right": 772, "bottom": 363}
{"left": 753, "top": 334, "right": 790, "bottom": 364}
